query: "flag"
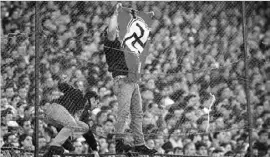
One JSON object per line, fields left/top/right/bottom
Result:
{"left": 118, "top": 7, "right": 154, "bottom": 54}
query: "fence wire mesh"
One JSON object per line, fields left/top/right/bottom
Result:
{"left": 1, "top": 1, "right": 270, "bottom": 157}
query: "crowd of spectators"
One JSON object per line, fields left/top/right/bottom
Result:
{"left": 1, "top": 1, "right": 270, "bottom": 157}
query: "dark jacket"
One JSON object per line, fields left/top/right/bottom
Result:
{"left": 103, "top": 27, "right": 129, "bottom": 78}
{"left": 51, "top": 82, "right": 86, "bottom": 115}
{"left": 51, "top": 82, "right": 98, "bottom": 151}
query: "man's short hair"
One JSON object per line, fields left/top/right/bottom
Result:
{"left": 1, "top": 108, "right": 13, "bottom": 118}
{"left": 3, "top": 132, "right": 15, "bottom": 142}
{"left": 200, "top": 91, "right": 211, "bottom": 104}
{"left": 103, "top": 119, "right": 113, "bottom": 125}
{"left": 258, "top": 129, "right": 268, "bottom": 136}
{"left": 19, "top": 134, "right": 30, "bottom": 146}
{"left": 261, "top": 110, "right": 270, "bottom": 118}
{"left": 184, "top": 94, "right": 196, "bottom": 103}
{"left": 224, "top": 151, "right": 234, "bottom": 156}
{"left": 85, "top": 91, "right": 99, "bottom": 100}
{"left": 183, "top": 142, "right": 195, "bottom": 154}
{"left": 197, "top": 117, "right": 208, "bottom": 125}
{"left": 212, "top": 148, "right": 223, "bottom": 154}
{"left": 185, "top": 106, "right": 195, "bottom": 113}
{"left": 109, "top": 100, "right": 117, "bottom": 108}
{"left": 195, "top": 142, "right": 207, "bottom": 150}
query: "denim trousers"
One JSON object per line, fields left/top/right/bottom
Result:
{"left": 113, "top": 76, "right": 144, "bottom": 146}
{"left": 43, "top": 103, "right": 89, "bottom": 146}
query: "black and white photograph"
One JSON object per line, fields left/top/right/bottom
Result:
{"left": 1, "top": 1, "right": 270, "bottom": 157}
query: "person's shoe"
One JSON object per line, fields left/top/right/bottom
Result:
{"left": 62, "top": 138, "right": 75, "bottom": 152}
{"left": 43, "top": 145, "right": 64, "bottom": 157}
{"left": 115, "top": 139, "right": 132, "bottom": 153}
{"left": 134, "top": 145, "right": 157, "bottom": 155}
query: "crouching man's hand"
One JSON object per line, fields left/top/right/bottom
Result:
{"left": 92, "top": 150, "right": 100, "bottom": 157}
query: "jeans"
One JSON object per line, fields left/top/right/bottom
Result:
{"left": 113, "top": 76, "right": 144, "bottom": 146}
{"left": 43, "top": 103, "right": 89, "bottom": 146}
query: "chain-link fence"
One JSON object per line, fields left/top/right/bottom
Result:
{"left": 1, "top": 1, "right": 270, "bottom": 157}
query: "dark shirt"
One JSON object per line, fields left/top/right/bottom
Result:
{"left": 51, "top": 82, "right": 98, "bottom": 151}
{"left": 103, "top": 29, "right": 129, "bottom": 78}
{"left": 253, "top": 141, "right": 268, "bottom": 156}
{"left": 51, "top": 82, "right": 86, "bottom": 115}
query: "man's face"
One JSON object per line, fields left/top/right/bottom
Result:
{"left": 198, "top": 146, "right": 208, "bottom": 156}
{"left": 19, "top": 88, "right": 28, "bottom": 99}
{"left": 46, "top": 78, "right": 55, "bottom": 88}
{"left": 212, "top": 152, "right": 220, "bottom": 157}
{"left": 23, "top": 121, "right": 32, "bottom": 131}
{"left": 111, "top": 102, "right": 118, "bottom": 113}
{"left": 22, "top": 136, "right": 33, "bottom": 147}
{"left": 1, "top": 98, "right": 8, "bottom": 108}
{"left": 146, "top": 139, "right": 155, "bottom": 149}
{"left": 99, "top": 138, "right": 108, "bottom": 150}
{"left": 39, "top": 137, "right": 47, "bottom": 148}
{"left": 96, "top": 126, "right": 104, "bottom": 137}
{"left": 186, "top": 111, "right": 197, "bottom": 121}
{"left": 185, "top": 144, "right": 196, "bottom": 155}
{"left": 142, "top": 90, "right": 154, "bottom": 100}
{"left": 51, "top": 64, "right": 60, "bottom": 74}
{"left": 222, "top": 88, "right": 231, "bottom": 99}
{"left": 154, "top": 135, "right": 164, "bottom": 147}
{"left": 0, "top": 137, "right": 4, "bottom": 147}
{"left": 109, "top": 143, "right": 116, "bottom": 153}
{"left": 6, "top": 66, "right": 14, "bottom": 77}
{"left": 8, "top": 134, "right": 17, "bottom": 143}
{"left": 260, "top": 133, "right": 268, "bottom": 143}
{"left": 12, "top": 96, "right": 21, "bottom": 106}
{"left": 6, "top": 88, "right": 14, "bottom": 98}
{"left": 5, "top": 113, "right": 13, "bottom": 122}
{"left": 173, "top": 82, "right": 181, "bottom": 91}
{"left": 108, "top": 114, "right": 116, "bottom": 123}
{"left": 225, "top": 144, "right": 232, "bottom": 152}
{"left": 174, "top": 109, "right": 183, "bottom": 118}
{"left": 256, "top": 106, "right": 264, "bottom": 115}
{"left": 147, "top": 79, "right": 155, "bottom": 89}
{"left": 174, "top": 148, "right": 183, "bottom": 155}
{"left": 103, "top": 121, "right": 114, "bottom": 133}
{"left": 90, "top": 97, "right": 99, "bottom": 110}
{"left": 171, "top": 129, "right": 181, "bottom": 140}
{"left": 76, "top": 81, "right": 84, "bottom": 91}
{"left": 74, "top": 141, "right": 83, "bottom": 154}
{"left": 217, "top": 132, "right": 226, "bottom": 142}
{"left": 18, "top": 104, "right": 27, "bottom": 114}
{"left": 99, "top": 88, "right": 107, "bottom": 98}
{"left": 24, "top": 107, "right": 34, "bottom": 118}
{"left": 150, "top": 103, "right": 159, "bottom": 115}
{"left": 167, "top": 118, "right": 176, "bottom": 127}
{"left": 143, "top": 116, "right": 152, "bottom": 126}
{"left": 220, "top": 107, "right": 230, "bottom": 118}
{"left": 188, "top": 97, "right": 199, "bottom": 106}
{"left": 199, "top": 120, "right": 209, "bottom": 131}
{"left": 215, "top": 117, "right": 225, "bottom": 129}
{"left": 263, "top": 101, "right": 270, "bottom": 112}
{"left": 1, "top": 126, "right": 8, "bottom": 136}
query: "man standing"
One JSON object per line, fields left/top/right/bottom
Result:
{"left": 102, "top": 3, "right": 156, "bottom": 155}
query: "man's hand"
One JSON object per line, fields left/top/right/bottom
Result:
{"left": 114, "top": 3, "right": 122, "bottom": 16}
{"left": 209, "top": 93, "right": 216, "bottom": 108}
{"left": 92, "top": 150, "right": 100, "bottom": 157}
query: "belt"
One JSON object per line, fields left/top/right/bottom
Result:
{"left": 114, "top": 75, "right": 127, "bottom": 79}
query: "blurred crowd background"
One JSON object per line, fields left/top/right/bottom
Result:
{"left": 1, "top": 1, "right": 270, "bottom": 157}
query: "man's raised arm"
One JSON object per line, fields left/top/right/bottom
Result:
{"left": 107, "top": 3, "right": 122, "bottom": 41}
